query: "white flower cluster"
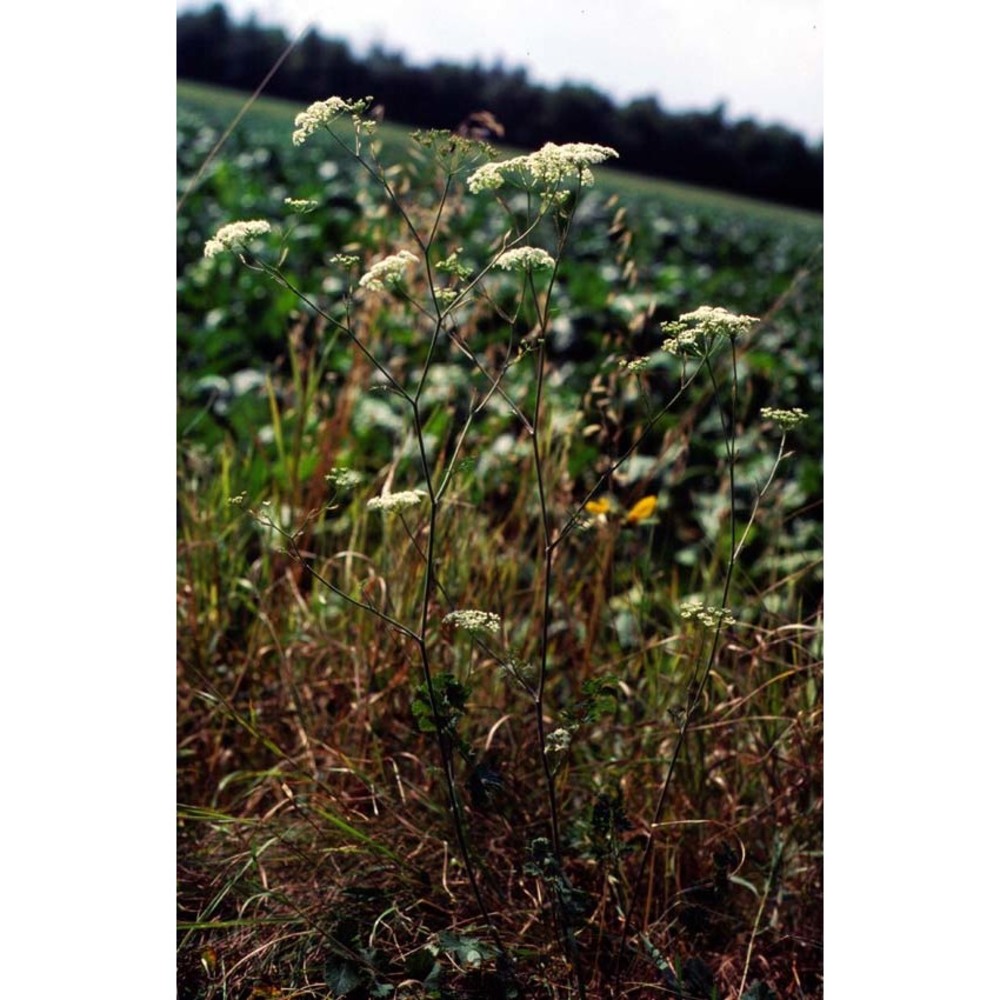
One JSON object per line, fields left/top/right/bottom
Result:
{"left": 618, "top": 356, "right": 651, "bottom": 374}
{"left": 435, "top": 250, "right": 474, "bottom": 279}
{"left": 366, "top": 489, "right": 427, "bottom": 513}
{"left": 660, "top": 330, "right": 698, "bottom": 355}
{"left": 544, "top": 728, "right": 573, "bottom": 755}
{"left": 203, "top": 219, "right": 271, "bottom": 258}
{"left": 358, "top": 250, "right": 420, "bottom": 292}
{"left": 679, "top": 600, "right": 736, "bottom": 629}
{"left": 761, "top": 407, "right": 809, "bottom": 429}
{"left": 531, "top": 142, "right": 620, "bottom": 185}
{"left": 284, "top": 197, "right": 319, "bottom": 212}
{"left": 330, "top": 253, "right": 360, "bottom": 269}
{"left": 325, "top": 467, "right": 363, "bottom": 490}
{"left": 467, "top": 141, "right": 619, "bottom": 193}
{"left": 442, "top": 609, "right": 502, "bottom": 634}
{"left": 661, "top": 306, "right": 759, "bottom": 354}
{"left": 543, "top": 726, "right": 576, "bottom": 771}
{"left": 292, "top": 96, "right": 352, "bottom": 145}
{"left": 493, "top": 247, "right": 556, "bottom": 272}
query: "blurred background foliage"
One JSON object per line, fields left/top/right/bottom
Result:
{"left": 178, "top": 3, "right": 822, "bottom": 210}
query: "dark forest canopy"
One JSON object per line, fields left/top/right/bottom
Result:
{"left": 177, "top": 3, "right": 822, "bottom": 210}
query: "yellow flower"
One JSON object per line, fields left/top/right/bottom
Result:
{"left": 625, "top": 495, "right": 657, "bottom": 523}
{"left": 585, "top": 498, "right": 611, "bottom": 515}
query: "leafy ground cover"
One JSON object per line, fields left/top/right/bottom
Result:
{"left": 178, "top": 82, "right": 822, "bottom": 999}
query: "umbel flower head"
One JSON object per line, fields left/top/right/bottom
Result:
{"left": 284, "top": 197, "right": 319, "bottom": 213}
{"left": 366, "top": 489, "right": 426, "bottom": 513}
{"left": 325, "top": 467, "right": 363, "bottom": 490}
{"left": 544, "top": 727, "right": 573, "bottom": 756}
{"left": 661, "top": 306, "right": 759, "bottom": 356}
{"left": 292, "top": 95, "right": 373, "bottom": 145}
{"left": 358, "top": 250, "right": 420, "bottom": 292}
{"left": 442, "top": 610, "right": 502, "bottom": 635}
{"left": 679, "top": 599, "right": 736, "bottom": 629}
{"left": 203, "top": 220, "right": 271, "bottom": 258}
{"left": 761, "top": 406, "right": 809, "bottom": 430}
{"left": 468, "top": 141, "right": 619, "bottom": 193}
{"left": 493, "top": 247, "right": 556, "bottom": 272}
{"left": 618, "top": 356, "right": 651, "bottom": 374}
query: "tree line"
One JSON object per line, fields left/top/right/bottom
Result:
{"left": 178, "top": 4, "right": 822, "bottom": 210}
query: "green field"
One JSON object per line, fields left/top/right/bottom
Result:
{"left": 178, "top": 82, "right": 823, "bottom": 999}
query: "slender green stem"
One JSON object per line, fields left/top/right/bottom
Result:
{"left": 257, "top": 512, "right": 419, "bottom": 642}
{"left": 525, "top": 267, "right": 563, "bottom": 858}
{"left": 551, "top": 359, "right": 708, "bottom": 551}
{"left": 245, "top": 255, "right": 410, "bottom": 401}
{"left": 614, "top": 338, "right": 744, "bottom": 986}
{"left": 414, "top": 497, "right": 510, "bottom": 963}
{"left": 521, "top": 208, "right": 590, "bottom": 1000}
{"left": 737, "top": 835, "right": 784, "bottom": 997}
{"left": 734, "top": 430, "right": 789, "bottom": 562}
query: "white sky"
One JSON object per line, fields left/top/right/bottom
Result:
{"left": 178, "top": 0, "right": 823, "bottom": 142}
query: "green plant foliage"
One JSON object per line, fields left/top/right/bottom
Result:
{"left": 412, "top": 674, "right": 471, "bottom": 751}
{"left": 590, "top": 788, "right": 634, "bottom": 862}
{"left": 323, "top": 956, "right": 367, "bottom": 997}
{"left": 740, "top": 982, "right": 778, "bottom": 1000}
{"left": 566, "top": 674, "right": 620, "bottom": 725}
{"left": 437, "top": 930, "right": 499, "bottom": 969}
{"left": 466, "top": 757, "right": 505, "bottom": 811}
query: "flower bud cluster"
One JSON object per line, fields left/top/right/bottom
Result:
{"left": 435, "top": 250, "right": 474, "bottom": 279}
{"left": 284, "top": 197, "right": 318, "bottom": 212}
{"left": 329, "top": 253, "right": 360, "bottom": 269}
{"left": 618, "top": 356, "right": 651, "bottom": 373}
{"left": 544, "top": 728, "right": 573, "bottom": 755}
{"left": 761, "top": 407, "right": 809, "bottom": 429}
{"left": 679, "top": 600, "right": 736, "bottom": 629}
{"left": 326, "top": 467, "right": 363, "bottom": 490}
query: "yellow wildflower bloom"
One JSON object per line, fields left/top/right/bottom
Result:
{"left": 626, "top": 496, "right": 657, "bottom": 523}
{"left": 585, "top": 498, "right": 611, "bottom": 515}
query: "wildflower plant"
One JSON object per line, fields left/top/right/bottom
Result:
{"left": 195, "top": 91, "right": 820, "bottom": 998}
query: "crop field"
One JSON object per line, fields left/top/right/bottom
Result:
{"left": 177, "top": 81, "right": 823, "bottom": 999}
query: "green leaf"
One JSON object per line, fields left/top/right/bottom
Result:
{"left": 467, "top": 758, "right": 504, "bottom": 810}
{"left": 438, "top": 930, "right": 498, "bottom": 969}
{"left": 324, "top": 956, "right": 366, "bottom": 997}
{"left": 740, "top": 982, "right": 777, "bottom": 1000}
{"left": 404, "top": 946, "right": 440, "bottom": 984}
{"left": 728, "top": 874, "right": 760, "bottom": 898}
